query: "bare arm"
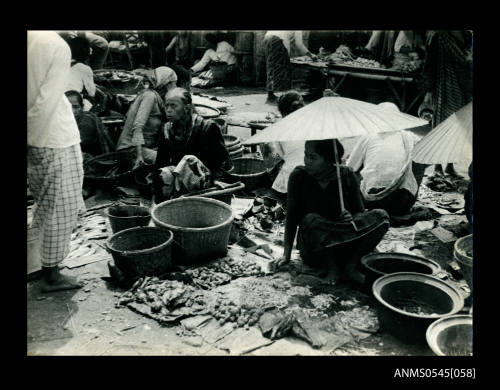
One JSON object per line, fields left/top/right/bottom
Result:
{"left": 294, "top": 31, "right": 314, "bottom": 57}
{"left": 82, "top": 65, "right": 96, "bottom": 97}
{"left": 165, "top": 35, "right": 177, "bottom": 53}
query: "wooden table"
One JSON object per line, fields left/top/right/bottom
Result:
{"left": 290, "top": 60, "right": 422, "bottom": 113}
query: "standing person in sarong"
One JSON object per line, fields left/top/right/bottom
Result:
{"left": 263, "top": 31, "right": 317, "bottom": 104}
{"left": 419, "top": 30, "right": 473, "bottom": 176}
{"left": 273, "top": 139, "right": 390, "bottom": 284}
{"left": 28, "top": 31, "right": 86, "bottom": 292}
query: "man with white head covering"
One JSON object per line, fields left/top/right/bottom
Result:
{"left": 116, "top": 66, "right": 178, "bottom": 168}
{"left": 346, "top": 102, "right": 426, "bottom": 217}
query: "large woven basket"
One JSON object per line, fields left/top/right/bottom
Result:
{"left": 151, "top": 197, "right": 234, "bottom": 265}
{"left": 225, "top": 157, "right": 269, "bottom": 190}
{"left": 106, "top": 226, "right": 174, "bottom": 277}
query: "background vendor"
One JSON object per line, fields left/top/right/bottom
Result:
{"left": 263, "top": 31, "right": 317, "bottom": 104}
{"left": 153, "top": 88, "right": 232, "bottom": 202}
{"left": 116, "top": 67, "right": 177, "bottom": 169}
{"left": 190, "top": 33, "right": 237, "bottom": 88}
{"left": 65, "top": 36, "right": 97, "bottom": 111}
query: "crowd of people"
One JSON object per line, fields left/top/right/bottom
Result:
{"left": 27, "top": 30, "right": 473, "bottom": 294}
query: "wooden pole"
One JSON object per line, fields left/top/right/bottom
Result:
{"left": 333, "top": 139, "right": 345, "bottom": 212}
{"left": 333, "top": 139, "right": 358, "bottom": 231}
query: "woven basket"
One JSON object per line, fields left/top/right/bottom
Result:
{"left": 151, "top": 197, "right": 234, "bottom": 265}
{"left": 106, "top": 226, "right": 174, "bottom": 277}
{"left": 105, "top": 205, "right": 151, "bottom": 233}
{"left": 225, "top": 157, "right": 269, "bottom": 190}
{"left": 83, "top": 150, "right": 147, "bottom": 187}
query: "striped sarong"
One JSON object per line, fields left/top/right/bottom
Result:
{"left": 264, "top": 35, "right": 291, "bottom": 93}
{"left": 423, "top": 32, "right": 473, "bottom": 125}
{"left": 27, "top": 144, "right": 86, "bottom": 267}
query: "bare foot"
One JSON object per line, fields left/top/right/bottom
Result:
{"left": 41, "top": 274, "right": 83, "bottom": 293}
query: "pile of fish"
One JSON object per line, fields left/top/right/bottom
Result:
{"left": 240, "top": 197, "right": 286, "bottom": 232}
{"left": 327, "top": 45, "right": 356, "bottom": 62}
{"left": 338, "top": 57, "right": 386, "bottom": 69}
{"left": 185, "top": 267, "right": 232, "bottom": 289}
{"left": 393, "top": 60, "right": 422, "bottom": 73}
{"left": 185, "top": 257, "right": 264, "bottom": 289}
{"left": 209, "top": 297, "right": 262, "bottom": 328}
{"left": 426, "top": 174, "right": 460, "bottom": 192}
{"left": 116, "top": 276, "right": 208, "bottom": 323}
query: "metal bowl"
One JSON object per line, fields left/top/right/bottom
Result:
{"left": 361, "top": 252, "right": 442, "bottom": 286}
{"left": 426, "top": 315, "right": 473, "bottom": 356}
{"left": 373, "top": 272, "right": 464, "bottom": 344}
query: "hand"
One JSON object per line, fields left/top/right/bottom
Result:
{"left": 338, "top": 209, "right": 353, "bottom": 223}
{"left": 308, "top": 52, "right": 318, "bottom": 61}
{"left": 133, "top": 156, "right": 145, "bottom": 170}
{"left": 270, "top": 256, "right": 290, "bottom": 271}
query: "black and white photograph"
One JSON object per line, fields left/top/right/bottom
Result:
{"left": 27, "top": 29, "right": 474, "bottom": 359}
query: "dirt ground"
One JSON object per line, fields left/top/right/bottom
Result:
{"left": 27, "top": 87, "right": 472, "bottom": 356}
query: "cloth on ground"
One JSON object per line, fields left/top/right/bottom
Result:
{"left": 156, "top": 155, "right": 212, "bottom": 199}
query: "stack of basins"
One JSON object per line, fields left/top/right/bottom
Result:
{"left": 223, "top": 135, "right": 244, "bottom": 160}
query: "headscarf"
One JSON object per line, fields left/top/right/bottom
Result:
{"left": 153, "top": 66, "right": 178, "bottom": 90}
{"left": 138, "top": 66, "right": 178, "bottom": 91}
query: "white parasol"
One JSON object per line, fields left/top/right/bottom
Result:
{"left": 243, "top": 96, "right": 428, "bottom": 217}
{"left": 412, "top": 102, "right": 473, "bottom": 164}
{"left": 243, "top": 97, "right": 428, "bottom": 144}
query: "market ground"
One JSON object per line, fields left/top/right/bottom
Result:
{"left": 27, "top": 86, "right": 471, "bottom": 356}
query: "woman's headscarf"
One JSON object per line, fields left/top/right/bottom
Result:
{"left": 138, "top": 66, "right": 178, "bottom": 91}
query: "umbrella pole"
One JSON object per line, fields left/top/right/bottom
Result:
{"left": 333, "top": 139, "right": 345, "bottom": 212}
{"left": 333, "top": 139, "right": 358, "bottom": 231}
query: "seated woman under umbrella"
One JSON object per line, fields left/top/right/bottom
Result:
{"left": 152, "top": 88, "right": 233, "bottom": 203}
{"left": 273, "top": 138, "right": 390, "bottom": 284}
{"left": 115, "top": 66, "right": 178, "bottom": 169}
{"left": 346, "top": 102, "right": 427, "bottom": 218}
